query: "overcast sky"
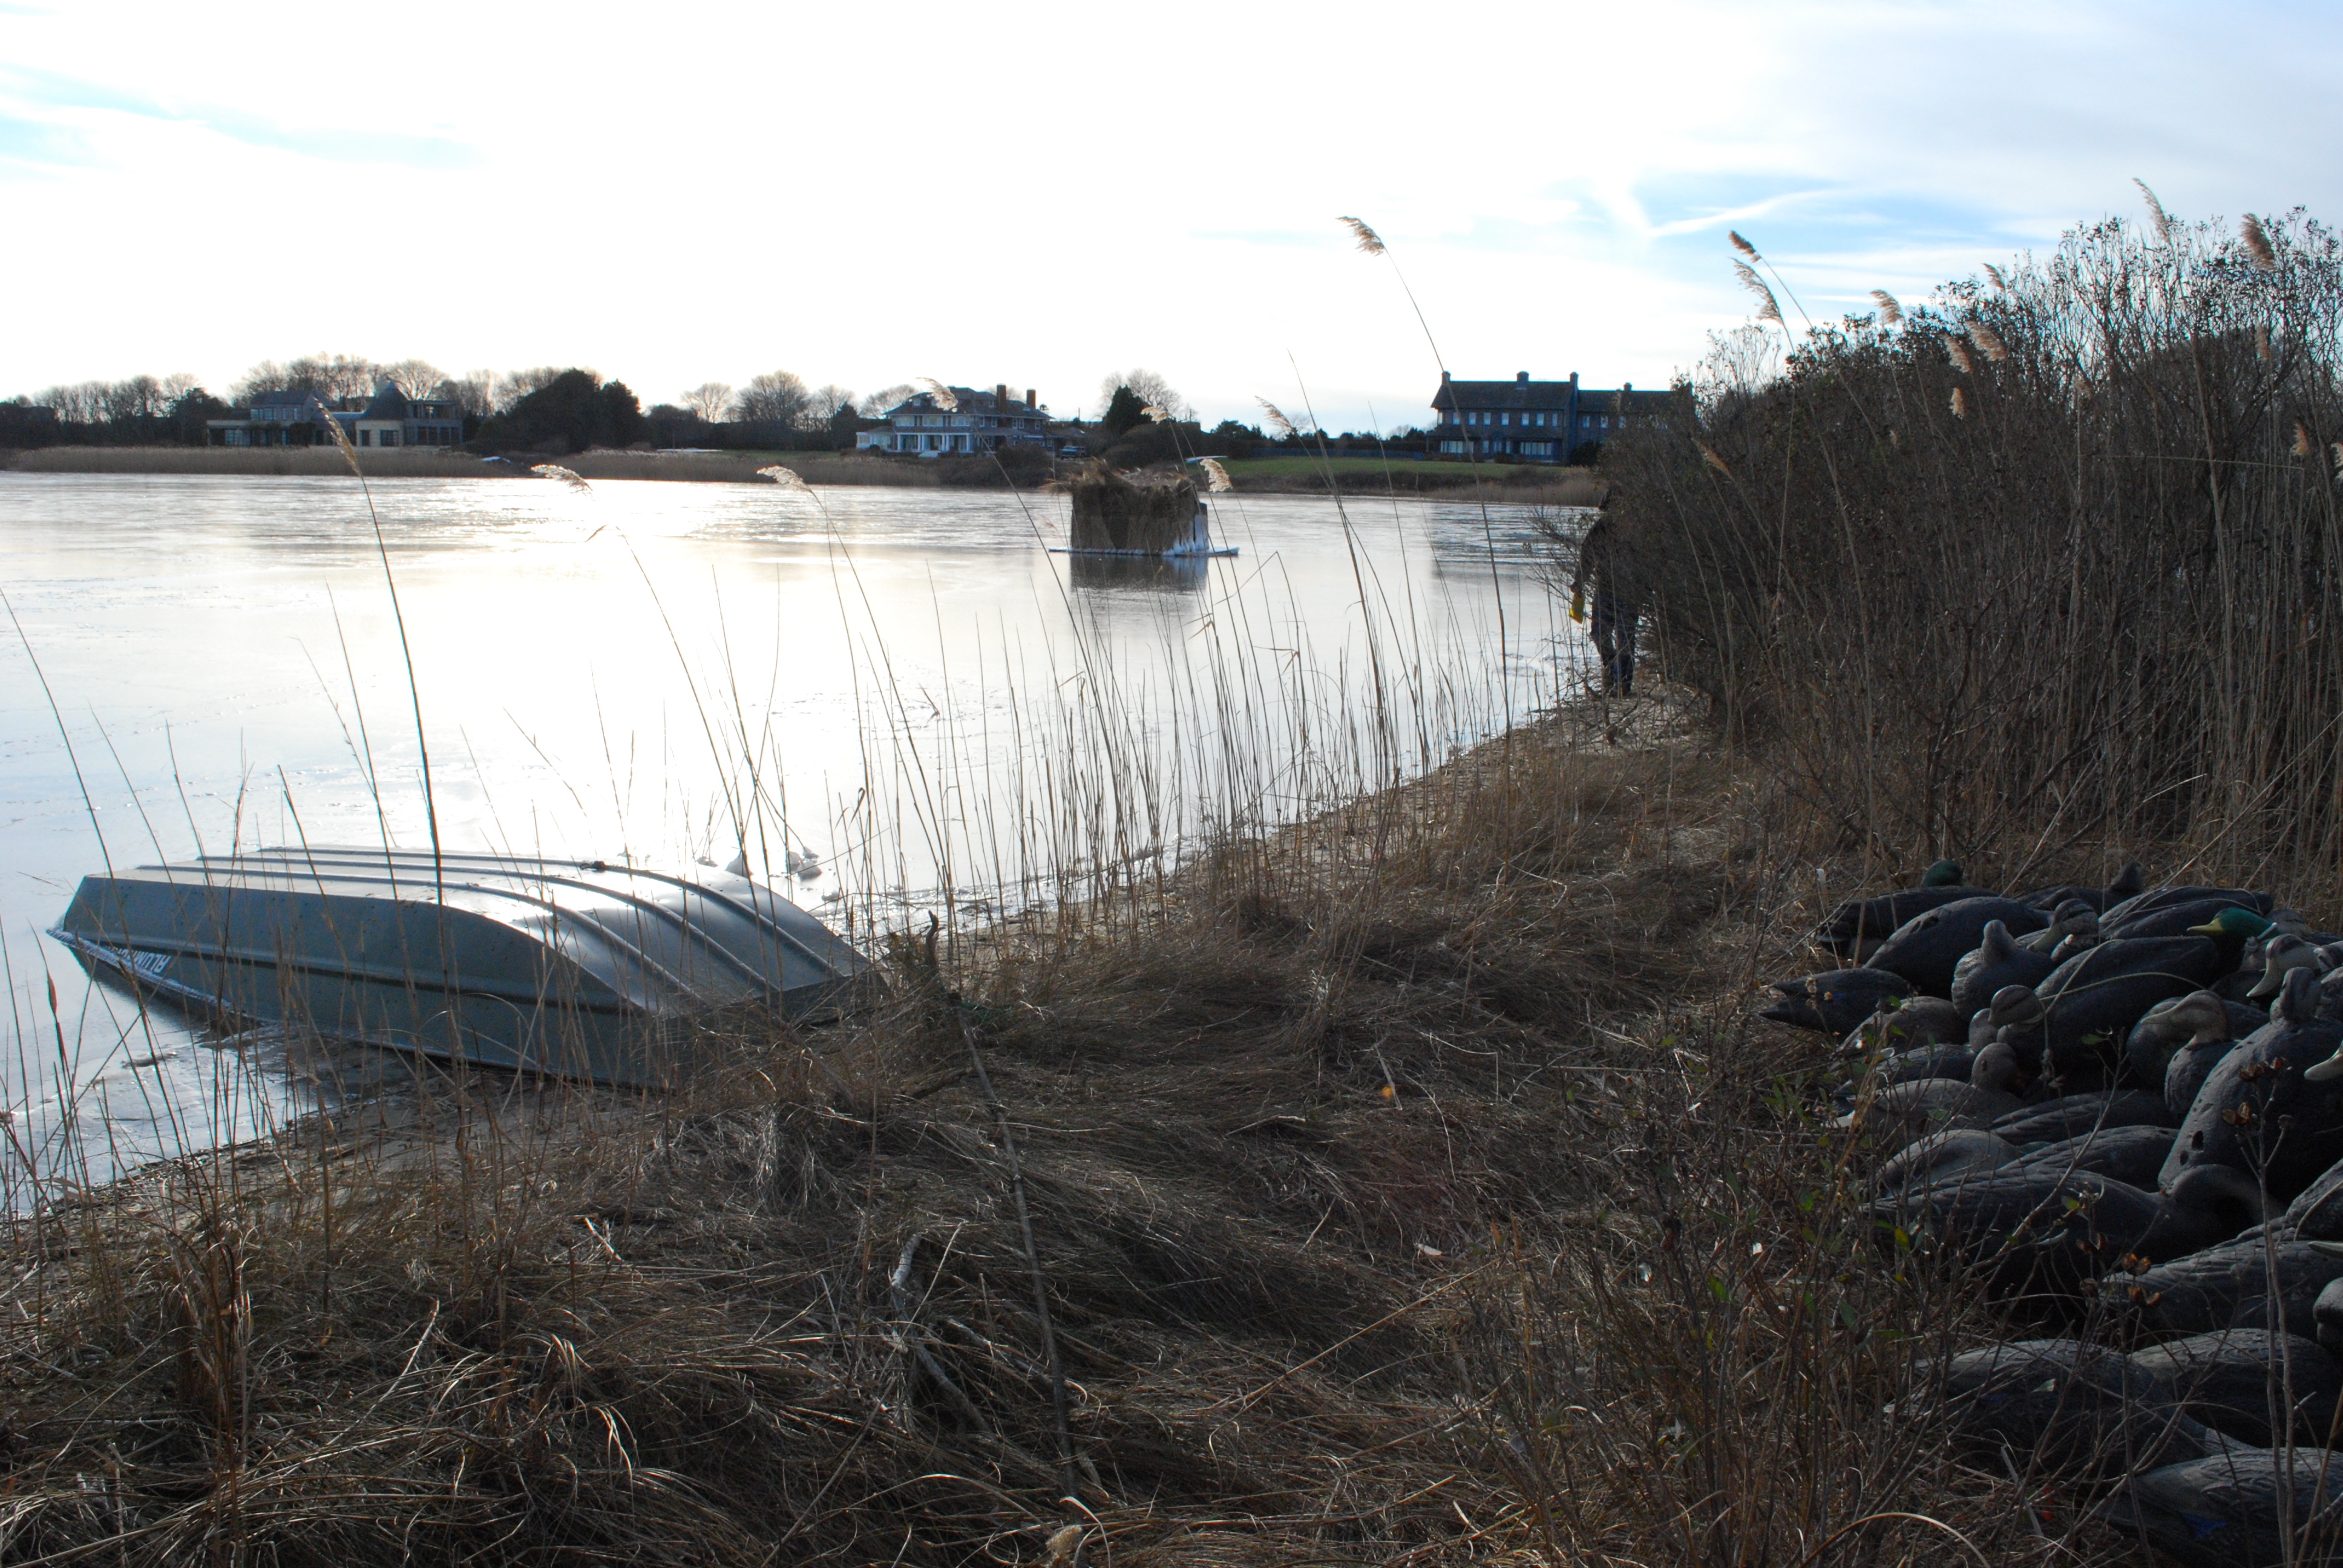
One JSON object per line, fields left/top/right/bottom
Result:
{"left": 5, "top": 0, "right": 2339, "bottom": 432}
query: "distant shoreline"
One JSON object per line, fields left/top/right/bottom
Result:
{"left": 4, "top": 445, "right": 1605, "bottom": 504}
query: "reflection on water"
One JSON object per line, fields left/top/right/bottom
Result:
{"left": 1065, "top": 552, "right": 1210, "bottom": 593}
{"left": 0, "top": 471, "right": 1587, "bottom": 1184}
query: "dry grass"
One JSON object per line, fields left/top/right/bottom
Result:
{"left": 0, "top": 691, "right": 2108, "bottom": 1566}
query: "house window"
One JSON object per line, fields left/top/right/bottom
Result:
{"left": 381, "top": 430, "right": 398, "bottom": 446}
{"left": 359, "top": 428, "right": 371, "bottom": 446}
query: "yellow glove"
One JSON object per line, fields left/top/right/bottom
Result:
{"left": 1569, "top": 586, "right": 1585, "bottom": 623}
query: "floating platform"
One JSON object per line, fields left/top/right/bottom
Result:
{"left": 49, "top": 846, "right": 871, "bottom": 1085}
{"left": 1067, "top": 467, "right": 1219, "bottom": 555}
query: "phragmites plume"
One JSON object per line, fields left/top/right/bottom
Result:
{"left": 1732, "top": 258, "right": 1782, "bottom": 324}
{"left": 1968, "top": 320, "right": 2011, "bottom": 362}
{"left": 1870, "top": 290, "right": 1904, "bottom": 325}
{"left": 1141, "top": 405, "right": 1170, "bottom": 423}
{"left": 918, "top": 378, "right": 959, "bottom": 412}
{"left": 1698, "top": 443, "right": 1733, "bottom": 479}
{"left": 2134, "top": 178, "right": 2173, "bottom": 244}
{"left": 314, "top": 398, "right": 361, "bottom": 477}
{"left": 1198, "top": 456, "right": 1233, "bottom": 492}
{"left": 2241, "top": 213, "right": 2278, "bottom": 272}
{"left": 1338, "top": 215, "right": 1387, "bottom": 256}
{"left": 1983, "top": 263, "right": 2010, "bottom": 290}
{"left": 1946, "top": 336, "right": 1976, "bottom": 375}
{"left": 1950, "top": 386, "right": 1969, "bottom": 420}
{"left": 531, "top": 463, "right": 591, "bottom": 492}
{"left": 1256, "top": 398, "right": 1298, "bottom": 439}
{"left": 2294, "top": 422, "right": 2316, "bottom": 459}
{"left": 2257, "top": 324, "right": 2273, "bottom": 364}
{"left": 757, "top": 464, "right": 810, "bottom": 492}
{"left": 1729, "top": 230, "right": 1760, "bottom": 259}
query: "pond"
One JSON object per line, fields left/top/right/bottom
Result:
{"left": 0, "top": 469, "right": 1585, "bottom": 1184}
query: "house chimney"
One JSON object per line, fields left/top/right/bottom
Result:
{"left": 1440, "top": 370, "right": 1451, "bottom": 382}
{"left": 1516, "top": 371, "right": 1529, "bottom": 384}
{"left": 1024, "top": 388, "right": 1036, "bottom": 410}
{"left": 996, "top": 383, "right": 1008, "bottom": 408}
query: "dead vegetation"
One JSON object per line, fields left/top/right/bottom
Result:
{"left": 0, "top": 698, "right": 2103, "bottom": 1567}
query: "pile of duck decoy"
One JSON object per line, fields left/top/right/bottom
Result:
{"left": 1767, "top": 861, "right": 2343, "bottom": 1566}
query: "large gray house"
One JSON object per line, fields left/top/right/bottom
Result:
{"left": 208, "top": 382, "right": 465, "bottom": 449}
{"left": 1429, "top": 371, "right": 1672, "bottom": 463}
{"left": 856, "top": 384, "right": 1049, "bottom": 455}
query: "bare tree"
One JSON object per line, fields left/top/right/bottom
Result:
{"left": 733, "top": 370, "right": 811, "bottom": 428}
{"left": 1095, "top": 368, "right": 1190, "bottom": 422}
{"left": 859, "top": 383, "right": 916, "bottom": 417}
{"left": 382, "top": 358, "right": 448, "bottom": 399}
{"left": 810, "top": 384, "right": 858, "bottom": 422}
{"left": 493, "top": 367, "right": 574, "bottom": 412}
{"left": 159, "top": 373, "right": 200, "bottom": 405}
{"left": 681, "top": 382, "right": 734, "bottom": 423}
{"left": 439, "top": 371, "right": 496, "bottom": 420}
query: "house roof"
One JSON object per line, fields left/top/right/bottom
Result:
{"left": 883, "top": 387, "right": 1041, "bottom": 419}
{"left": 1429, "top": 374, "right": 1674, "bottom": 416}
{"left": 357, "top": 382, "right": 410, "bottom": 420}
{"left": 251, "top": 389, "right": 320, "bottom": 408}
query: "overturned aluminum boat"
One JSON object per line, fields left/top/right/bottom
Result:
{"left": 49, "top": 846, "right": 871, "bottom": 1085}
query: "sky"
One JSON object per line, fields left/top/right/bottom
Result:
{"left": 4, "top": 0, "right": 2341, "bottom": 434}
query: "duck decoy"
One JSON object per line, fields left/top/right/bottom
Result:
{"left": 2035, "top": 935, "right": 2229, "bottom": 1079}
{"left": 2315, "top": 1275, "right": 2343, "bottom": 1354}
{"left": 1874, "top": 1127, "right": 2019, "bottom": 1197}
{"left": 1991, "top": 1089, "right": 2177, "bottom": 1148}
{"left": 2109, "top": 898, "right": 2270, "bottom": 944}
{"left": 1868, "top": 897, "right": 2049, "bottom": 998}
{"left": 2016, "top": 860, "right": 2146, "bottom": 913}
{"left": 2102, "top": 886, "right": 2276, "bottom": 927}
{"left": 1843, "top": 1076, "right": 2029, "bottom": 1148}
{"left": 1834, "top": 995, "right": 1968, "bottom": 1056}
{"left": 1814, "top": 883, "right": 1994, "bottom": 962}
{"left": 2114, "top": 1226, "right": 2343, "bottom": 1339}
{"left": 2249, "top": 933, "right": 2341, "bottom": 1001}
{"left": 2014, "top": 1123, "right": 2176, "bottom": 1188}
{"left": 2126, "top": 1329, "right": 2343, "bottom": 1448}
{"left": 1950, "top": 920, "right": 2062, "bottom": 1017}
{"left": 2168, "top": 1011, "right": 2275, "bottom": 1120}
{"left": 2017, "top": 898, "right": 2102, "bottom": 954}
{"left": 1920, "top": 1336, "right": 2216, "bottom": 1477}
{"left": 2102, "top": 1443, "right": 2343, "bottom": 1568}
{"left": 1759, "top": 967, "right": 1914, "bottom": 1034}
{"left": 2161, "top": 969, "right": 2343, "bottom": 1202}
{"left": 2127, "top": 991, "right": 2255, "bottom": 1099}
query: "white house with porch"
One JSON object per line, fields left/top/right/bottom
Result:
{"left": 856, "top": 384, "right": 1049, "bottom": 455}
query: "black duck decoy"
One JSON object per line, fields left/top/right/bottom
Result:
{"left": 2127, "top": 991, "right": 2255, "bottom": 1100}
{"left": 1843, "top": 1077, "right": 2029, "bottom": 1148}
{"left": 2115, "top": 1226, "right": 2343, "bottom": 1339}
{"left": 1992, "top": 1089, "right": 2177, "bottom": 1148}
{"left": 2016, "top": 860, "right": 2146, "bottom": 913}
{"left": 2102, "top": 1443, "right": 2343, "bottom": 1568}
{"left": 2035, "top": 935, "right": 2229, "bottom": 1080}
{"left": 2126, "top": 1329, "right": 2343, "bottom": 1448}
{"left": 2014, "top": 1123, "right": 2175, "bottom": 1188}
{"left": 1950, "top": 920, "right": 2061, "bottom": 1018}
{"left": 1919, "top": 1336, "right": 2217, "bottom": 1477}
{"left": 2161, "top": 969, "right": 2343, "bottom": 1202}
{"left": 2018, "top": 897, "right": 2101, "bottom": 953}
{"left": 2315, "top": 1275, "right": 2343, "bottom": 1354}
{"left": 1875, "top": 1127, "right": 2019, "bottom": 1197}
{"left": 1759, "top": 967, "right": 1914, "bottom": 1034}
{"left": 1813, "top": 884, "right": 1993, "bottom": 962}
{"left": 1868, "top": 897, "right": 2048, "bottom": 999}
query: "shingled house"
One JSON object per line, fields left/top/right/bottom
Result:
{"left": 208, "top": 382, "right": 466, "bottom": 449}
{"left": 1429, "top": 371, "right": 1672, "bottom": 463}
{"left": 854, "top": 384, "right": 1050, "bottom": 455}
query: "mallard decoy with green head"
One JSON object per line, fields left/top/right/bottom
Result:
{"left": 2102, "top": 886, "right": 2275, "bottom": 928}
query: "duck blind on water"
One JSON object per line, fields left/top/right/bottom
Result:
{"left": 1067, "top": 466, "right": 1208, "bottom": 555}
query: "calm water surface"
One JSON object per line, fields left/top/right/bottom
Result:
{"left": 0, "top": 471, "right": 1582, "bottom": 1180}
